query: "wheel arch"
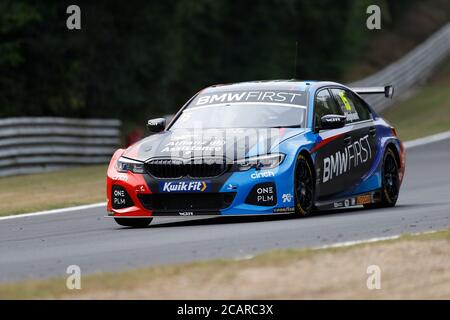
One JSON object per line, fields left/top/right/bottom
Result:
{"left": 295, "top": 148, "right": 316, "bottom": 194}
{"left": 293, "top": 148, "right": 316, "bottom": 215}
{"left": 298, "top": 149, "right": 315, "bottom": 176}
{"left": 384, "top": 142, "right": 401, "bottom": 169}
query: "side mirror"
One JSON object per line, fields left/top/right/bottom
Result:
{"left": 320, "top": 114, "right": 346, "bottom": 130}
{"left": 146, "top": 118, "right": 166, "bottom": 133}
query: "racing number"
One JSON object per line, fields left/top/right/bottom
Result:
{"left": 338, "top": 91, "right": 352, "bottom": 111}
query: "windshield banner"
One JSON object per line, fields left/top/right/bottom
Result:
{"left": 191, "top": 90, "right": 306, "bottom": 108}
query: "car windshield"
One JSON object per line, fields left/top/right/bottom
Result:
{"left": 170, "top": 89, "right": 307, "bottom": 129}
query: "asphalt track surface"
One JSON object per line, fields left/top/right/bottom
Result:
{"left": 1, "top": 138, "right": 450, "bottom": 283}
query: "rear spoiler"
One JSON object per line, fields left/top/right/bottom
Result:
{"left": 351, "top": 85, "right": 394, "bottom": 99}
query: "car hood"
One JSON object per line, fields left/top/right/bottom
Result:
{"left": 122, "top": 128, "right": 306, "bottom": 162}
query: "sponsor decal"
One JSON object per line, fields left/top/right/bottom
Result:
{"left": 135, "top": 185, "right": 146, "bottom": 193}
{"left": 282, "top": 193, "right": 293, "bottom": 203}
{"left": 157, "top": 128, "right": 283, "bottom": 163}
{"left": 357, "top": 194, "right": 373, "bottom": 205}
{"left": 323, "top": 134, "right": 372, "bottom": 183}
{"left": 273, "top": 207, "right": 295, "bottom": 213}
{"left": 245, "top": 182, "right": 277, "bottom": 206}
{"left": 345, "top": 112, "right": 360, "bottom": 122}
{"left": 160, "top": 138, "right": 225, "bottom": 153}
{"left": 111, "top": 185, "right": 133, "bottom": 209}
{"left": 112, "top": 174, "right": 128, "bottom": 182}
{"left": 315, "top": 168, "right": 321, "bottom": 185}
{"left": 334, "top": 198, "right": 358, "bottom": 209}
{"left": 331, "top": 197, "right": 362, "bottom": 209}
{"left": 178, "top": 211, "right": 194, "bottom": 216}
{"left": 251, "top": 170, "right": 275, "bottom": 179}
{"left": 326, "top": 117, "right": 342, "bottom": 123}
{"left": 333, "top": 201, "right": 344, "bottom": 208}
{"left": 194, "top": 90, "right": 304, "bottom": 107}
{"left": 113, "top": 189, "right": 126, "bottom": 206}
{"left": 159, "top": 181, "right": 210, "bottom": 193}
{"left": 256, "top": 186, "right": 275, "bottom": 203}
{"left": 226, "top": 184, "right": 237, "bottom": 190}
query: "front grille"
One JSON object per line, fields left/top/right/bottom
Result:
{"left": 138, "top": 192, "right": 236, "bottom": 212}
{"left": 145, "top": 158, "right": 229, "bottom": 178}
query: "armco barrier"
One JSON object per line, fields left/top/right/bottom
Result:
{"left": 0, "top": 117, "right": 121, "bottom": 177}
{"left": 349, "top": 21, "right": 450, "bottom": 112}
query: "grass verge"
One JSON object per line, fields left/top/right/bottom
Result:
{"left": 382, "top": 58, "right": 450, "bottom": 141}
{"left": 1, "top": 228, "right": 449, "bottom": 299}
{"left": 0, "top": 165, "right": 107, "bottom": 216}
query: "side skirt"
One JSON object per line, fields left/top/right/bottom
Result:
{"left": 106, "top": 212, "right": 293, "bottom": 219}
{"left": 314, "top": 190, "right": 382, "bottom": 210}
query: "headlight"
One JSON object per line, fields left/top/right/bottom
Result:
{"left": 116, "top": 157, "right": 145, "bottom": 174}
{"left": 235, "top": 153, "right": 285, "bottom": 171}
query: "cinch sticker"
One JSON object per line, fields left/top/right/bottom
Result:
{"left": 159, "top": 181, "right": 211, "bottom": 193}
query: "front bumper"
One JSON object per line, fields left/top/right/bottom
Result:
{"left": 106, "top": 150, "right": 297, "bottom": 217}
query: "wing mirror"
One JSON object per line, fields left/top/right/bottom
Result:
{"left": 146, "top": 118, "right": 166, "bottom": 133}
{"left": 319, "top": 114, "right": 346, "bottom": 130}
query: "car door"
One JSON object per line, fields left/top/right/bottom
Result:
{"left": 312, "top": 88, "right": 354, "bottom": 200}
{"left": 330, "top": 88, "right": 376, "bottom": 190}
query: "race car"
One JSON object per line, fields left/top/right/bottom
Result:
{"left": 107, "top": 80, "right": 405, "bottom": 227}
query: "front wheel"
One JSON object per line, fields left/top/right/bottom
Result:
{"left": 294, "top": 154, "right": 315, "bottom": 216}
{"left": 114, "top": 218, "right": 153, "bottom": 228}
{"left": 365, "top": 148, "right": 400, "bottom": 209}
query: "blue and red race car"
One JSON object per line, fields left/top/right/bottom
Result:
{"left": 107, "top": 81, "right": 405, "bottom": 227}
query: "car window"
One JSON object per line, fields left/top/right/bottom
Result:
{"left": 349, "top": 92, "right": 372, "bottom": 121}
{"left": 331, "top": 89, "right": 371, "bottom": 123}
{"left": 314, "top": 89, "right": 342, "bottom": 128}
{"left": 171, "top": 104, "right": 306, "bottom": 129}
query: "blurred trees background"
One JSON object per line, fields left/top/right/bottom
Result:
{"left": 0, "top": 0, "right": 414, "bottom": 121}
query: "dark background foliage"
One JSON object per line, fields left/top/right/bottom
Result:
{"left": 0, "top": 0, "right": 413, "bottom": 121}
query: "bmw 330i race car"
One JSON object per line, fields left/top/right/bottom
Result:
{"left": 107, "top": 80, "right": 405, "bottom": 227}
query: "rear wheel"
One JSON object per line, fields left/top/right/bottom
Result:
{"left": 294, "top": 154, "right": 315, "bottom": 216}
{"left": 365, "top": 148, "right": 400, "bottom": 209}
{"left": 114, "top": 218, "right": 153, "bottom": 228}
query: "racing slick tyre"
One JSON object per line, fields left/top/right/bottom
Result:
{"left": 365, "top": 148, "right": 400, "bottom": 209}
{"left": 294, "top": 154, "right": 315, "bottom": 216}
{"left": 114, "top": 218, "right": 153, "bottom": 228}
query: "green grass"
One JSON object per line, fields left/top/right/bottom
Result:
{"left": 382, "top": 58, "right": 450, "bottom": 141}
{"left": 0, "top": 228, "right": 448, "bottom": 299}
{"left": 0, "top": 165, "right": 107, "bottom": 216}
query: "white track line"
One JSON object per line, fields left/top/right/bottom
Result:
{"left": 404, "top": 130, "right": 450, "bottom": 149}
{"left": 315, "top": 230, "right": 439, "bottom": 250}
{"left": 0, "top": 202, "right": 105, "bottom": 221}
{"left": 3, "top": 130, "right": 450, "bottom": 221}
{"left": 232, "top": 231, "right": 440, "bottom": 261}
{"left": 315, "top": 235, "right": 401, "bottom": 250}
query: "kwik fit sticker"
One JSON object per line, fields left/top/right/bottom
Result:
{"left": 159, "top": 181, "right": 211, "bottom": 193}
